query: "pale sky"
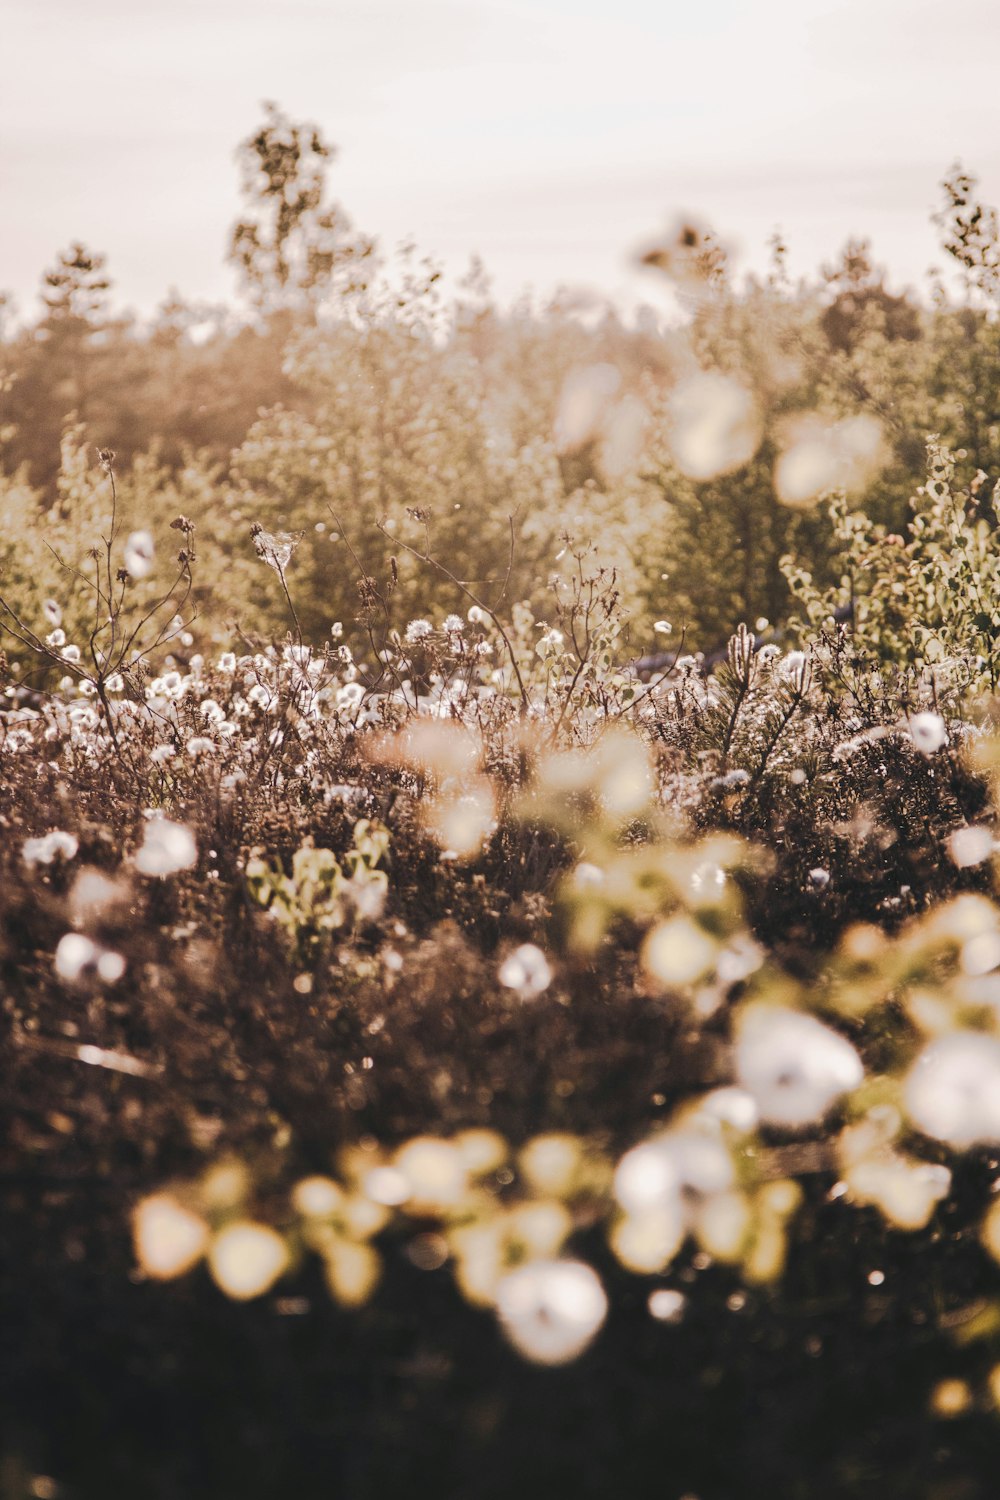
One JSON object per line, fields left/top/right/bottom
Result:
{"left": 2, "top": 0, "right": 1000, "bottom": 322}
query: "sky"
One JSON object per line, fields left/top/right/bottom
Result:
{"left": 2, "top": 0, "right": 1000, "bottom": 323}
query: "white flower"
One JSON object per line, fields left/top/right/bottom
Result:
{"left": 135, "top": 818, "right": 197, "bottom": 877}
{"left": 405, "top": 619, "right": 433, "bottom": 643}
{"left": 22, "top": 830, "right": 79, "bottom": 866}
{"left": 208, "top": 1222, "right": 290, "bottom": 1300}
{"left": 46, "top": 628, "right": 66, "bottom": 649}
{"left": 494, "top": 1259, "right": 607, "bottom": 1365}
{"left": 61, "top": 644, "right": 81, "bottom": 663}
{"left": 614, "top": 1139, "right": 680, "bottom": 1214}
{"left": 54, "top": 932, "right": 125, "bottom": 984}
{"left": 443, "top": 614, "right": 464, "bottom": 633}
{"left": 498, "top": 944, "right": 553, "bottom": 998}
{"left": 124, "top": 531, "right": 155, "bottom": 579}
{"left": 905, "top": 1032, "right": 1000, "bottom": 1148}
{"left": 43, "top": 599, "right": 62, "bottom": 627}
{"left": 653, "top": 620, "right": 672, "bottom": 636}
{"left": 735, "top": 1005, "right": 863, "bottom": 1128}
{"left": 908, "top": 712, "right": 947, "bottom": 756}
{"left": 535, "top": 628, "right": 564, "bottom": 660}
{"left": 948, "top": 826, "right": 995, "bottom": 869}
{"left": 667, "top": 372, "right": 762, "bottom": 481}
{"left": 134, "top": 1194, "right": 209, "bottom": 1279}
{"left": 186, "top": 737, "right": 215, "bottom": 758}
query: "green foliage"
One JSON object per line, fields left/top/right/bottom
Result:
{"left": 246, "top": 820, "right": 390, "bottom": 962}
{"left": 783, "top": 440, "right": 1000, "bottom": 693}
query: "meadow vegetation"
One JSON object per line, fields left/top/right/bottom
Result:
{"left": 6, "top": 109, "right": 1000, "bottom": 1498}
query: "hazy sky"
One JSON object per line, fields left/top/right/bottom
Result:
{"left": 3, "top": 0, "right": 1000, "bottom": 321}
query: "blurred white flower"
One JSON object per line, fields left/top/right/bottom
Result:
{"left": 208, "top": 1222, "right": 290, "bottom": 1300}
{"left": 774, "top": 414, "right": 886, "bottom": 508}
{"left": 735, "top": 1006, "right": 863, "bottom": 1127}
{"left": 498, "top": 943, "right": 553, "bottom": 999}
{"left": 614, "top": 1139, "right": 680, "bottom": 1214}
{"left": 124, "top": 531, "right": 155, "bottom": 579}
{"left": 905, "top": 1032, "right": 1000, "bottom": 1148}
{"left": 648, "top": 1287, "right": 686, "bottom": 1322}
{"left": 135, "top": 818, "right": 197, "bottom": 877}
{"left": 495, "top": 1259, "right": 607, "bottom": 1365}
{"left": 908, "top": 713, "right": 947, "bottom": 756}
{"left": 948, "top": 826, "right": 995, "bottom": 869}
{"left": 134, "top": 1194, "right": 209, "bottom": 1280}
{"left": 553, "top": 363, "right": 620, "bottom": 454}
{"left": 22, "top": 830, "right": 79, "bottom": 866}
{"left": 667, "top": 372, "right": 762, "bottom": 481}
{"left": 54, "top": 932, "right": 125, "bottom": 985}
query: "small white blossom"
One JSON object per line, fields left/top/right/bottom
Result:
{"left": 498, "top": 944, "right": 553, "bottom": 998}
{"left": 947, "top": 826, "right": 995, "bottom": 869}
{"left": 735, "top": 1005, "right": 863, "bottom": 1128}
{"left": 54, "top": 932, "right": 125, "bottom": 985}
{"left": 135, "top": 819, "right": 197, "bottom": 877}
{"left": 405, "top": 619, "right": 433, "bottom": 643}
{"left": 495, "top": 1259, "right": 607, "bottom": 1365}
{"left": 905, "top": 1032, "right": 1000, "bottom": 1148}
{"left": 22, "top": 830, "right": 79, "bottom": 866}
{"left": 124, "top": 531, "right": 155, "bottom": 579}
{"left": 908, "top": 712, "right": 947, "bottom": 756}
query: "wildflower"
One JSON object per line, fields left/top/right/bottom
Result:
{"left": 43, "top": 599, "right": 62, "bottom": 627}
{"left": 735, "top": 1005, "right": 863, "bottom": 1128}
{"left": 905, "top": 1031, "right": 1000, "bottom": 1147}
{"left": 443, "top": 614, "right": 464, "bottom": 633}
{"left": 135, "top": 818, "right": 197, "bottom": 877}
{"left": 535, "top": 628, "right": 564, "bottom": 660}
{"left": 133, "top": 1194, "right": 209, "bottom": 1280}
{"left": 150, "top": 743, "right": 175, "bottom": 765}
{"left": 404, "top": 619, "right": 433, "bottom": 643}
{"left": 908, "top": 712, "right": 947, "bottom": 755}
{"left": 553, "top": 363, "right": 620, "bottom": 454}
{"left": 654, "top": 620, "right": 672, "bottom": 636}
{"left": 774, "top": 414, "right": 885, "bottom": 508}
{"left": 208, "top": 1222, "right": 290, "bottom": 1300}
{"left": 123, "top": 530, "right": 155, "bottom": 579}
{"left": 61, "top": 644, "right": 81, "bottom": 663}
{"left": 186, "top": 737, "right": 215, "bottom": 758}
{"left": 667, "top": 372, "right": 762, "bottom": 481}
{"left": 22, "top": 830, "right": 79, "bottom": 866}
{"left": 614, "top": 1139, "right": 681, "bottom": 1214}
{"left": 498, "top": 944, "right": 553, "bottom": 999}
{"left": 494, "top": 1259, "right": 608, "bottom": 1365}
{"left": 218, "top": 652, "right": 237, "bottom": 673}
{"left": 46, "top": 628, "right": 66, "bottom": 649}
{"left": 250, "top": 525, "right": 302, "bottom": 574}
{"left": 947, "top": 826, "right": 994, "bottom": 868}
{"left": 54, "top": 932, "right": 126, "bottom": 985}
